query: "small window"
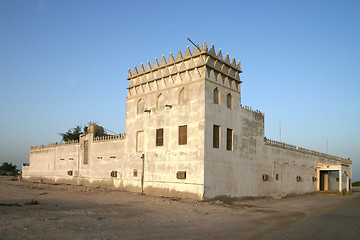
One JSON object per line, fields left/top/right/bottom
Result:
{"left": 178, "top": 125, "right": 187, "bottom": 145}
{"left": 226, "top": 128, "right": 233, "bottom": 151}
{"left": 60, "top": 158, "right": 65, "bottom": 161}
{"left": 226, "top": 93, "right": 233, "bottom": 109}
{"left": 213, "top": 88, "right": 220, "bottom": 105}
{"left": 133, "top": 169, "right": 138, "bottom": 177}
{"left": 137, "top": 98, "right": 145, "bottom": 114}
{"left": 213, "top": 125, "right": 220, "bottom": 149}
{"left": 156, "top": 128, "right": 164, "bottom": 146}
{"left": 276, "top": 174, "right": 279, "bottom": 180}
{"left": 69, "top": 157, "right": 74, "bottom": 161}
{"left": 262, "top": 174, "right": 268, "bottom": 181}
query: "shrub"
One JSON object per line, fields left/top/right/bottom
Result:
{"left": 352, "top": 181, "right": 360, "bottom": 187}
{"left": 24, "top": 200, "right": 39, "bottom": 205}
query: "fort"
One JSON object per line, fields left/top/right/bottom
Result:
{"left": 22, "top": 43, "right": 352, "bottom": 200}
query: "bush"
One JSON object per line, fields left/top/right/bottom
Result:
{"left": 24, "top": 200, "right": 39, "bottom": 205}
{"left": 0, "top": 162, "right": 18, "bottom": 176}
{"left": 352, "top": 181, "right": 360, "bottom": 187}
{"left": 0, "top": 202, "right": 21, "bottom": 206}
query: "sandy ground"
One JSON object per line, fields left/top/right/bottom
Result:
{"left": 0, "top": 176, "right": 358, "bottom": 240}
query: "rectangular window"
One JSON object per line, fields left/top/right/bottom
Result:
{"left": 178, "top": 125, "right": 187, "bottom": 145}
{"left": 226, "top": 128, "right": 233, "bottom": 151}
{"left": 213, "top": 125, "right": 220, "bottom": 149}
{"left": 136, "top": 131, "right": 144, "bottom": 152}
{"left": 156, "top": 128, "right": 164, "bottom": 146}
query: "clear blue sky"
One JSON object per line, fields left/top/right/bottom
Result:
{"left": 1, "top": 0, "right": 359, "bottom": 180}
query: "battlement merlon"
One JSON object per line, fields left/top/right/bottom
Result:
{"left": 126, "top": 42, "right": 242, "bottom": 89}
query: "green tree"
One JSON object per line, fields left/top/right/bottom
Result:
{"left": 59, "top": 125, "right": 83, "bottom": 142}
{"left": 0, "top": 162, "right": 18, "bottom": 175}
{"left": 59, "top": 122, "right": 107, "bottom": 142}
{"left": 352, "top": 181, "right": 360, "bottom": 187}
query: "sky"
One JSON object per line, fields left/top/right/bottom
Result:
{"left": 0, "top": 0, "right": 359, "bottom": 180}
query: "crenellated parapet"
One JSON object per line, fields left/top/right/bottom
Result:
{"left": 264, "top": 137, "right": 351, "bottom": 164}
{"left": 127, "top": 42, "right": 242, "bottom": 97}
{"left": 30, "top": 140, "right": 79, "bottom": 152}
{"left": 241, "top": 104, "right": 264, "bottom": 120}
{"left": 93, "top": 133, "right": 125, "bottom": 142}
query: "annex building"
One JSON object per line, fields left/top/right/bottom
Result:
{"left": 22, "top": 43, "right": 352, "bottom": 200}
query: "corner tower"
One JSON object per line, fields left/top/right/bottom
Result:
{"left": 125, "top": 42, "right": 242, "bottom": 199}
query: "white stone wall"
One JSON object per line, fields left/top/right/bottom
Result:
{"left": 124, "top": 78, "right": 206, "bottom": 199}
{"left": 203, "top": 77, "right": 351, "bottom": 199}
{"left": 204, "top": 84, "right": 267, "bottom": 198}
{"left": 24, "top": 144, "right": 79, "bottom": 177}
{"left": 23, "top": 137, "right": 134, "bottom": 190}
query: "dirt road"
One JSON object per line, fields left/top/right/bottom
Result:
{"left": 260, "top": 187, "right": 360, "bottom": 240}
{"left": 0, "top": 177, "right": 358, "bottom": 239}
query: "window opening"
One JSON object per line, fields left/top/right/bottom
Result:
{"left": 226, "top": 128, "right": 233, "bottom": 151}
{"left": 213, "top": 125, "right": 220, "bottom": 149}
{"left": 178, "top": 125, "right": 187, "bottom": 145}
{"left": 156, "top": 128, "right": 164, "bottom": 146}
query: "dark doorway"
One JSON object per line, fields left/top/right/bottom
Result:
{"left": 320, "top": 170, "right": 339, "bottom": 191}
{"left": 320, "top": 171, "right": 328, "bottom": 191}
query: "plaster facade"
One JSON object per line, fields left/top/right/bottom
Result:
{"left": 22, "top": 43, "right": 352, "bottom": 200}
